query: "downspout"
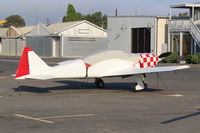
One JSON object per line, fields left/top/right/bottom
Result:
{"left": 168, "top": 8, "right": 171, "bottom": 52}
{"left": 155, "top": 17, "right": 158, "bottom": 54}
{"left": 60, "top": 33, "right": 64, "bottom": 57}
{"left": 192, "top": 6, "right": 194, "bottom": 21}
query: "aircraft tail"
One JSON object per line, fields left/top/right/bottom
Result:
{"left": 15, "top": 47, "right": 50, "bottom": 79}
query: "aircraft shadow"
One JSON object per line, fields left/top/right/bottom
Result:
{"left": 161, "top": 109, "right": 200, "bottom": 124}
{"left": 56, "top": 80, "right": 163, "bottom": 92}
{"left": 13, "top": 80, "right": 163, "bottom": 93}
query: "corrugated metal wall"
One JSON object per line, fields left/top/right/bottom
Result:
{"left": 26, "top": 36, "right": 53, "bottom": 57}
{"left": 0, "top": 36, "right": 107, "bottom": 57}
{"left": 62, "top": 37, "right": 107, "bottom": 57}
{"left": 0, "top": 38, "right": 26, "bottom": 56}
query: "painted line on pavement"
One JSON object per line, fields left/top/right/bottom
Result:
{"left": 14, "top": 114, "right": 54, "bottom": 124}
{"left": 0, "top": 77, "right": 8, "bottom": 79}
{"left": 153, "top": 93, "right": 183, "bottom": 97}
{"left": 39, "top": 114, "right": 95, "bottom": 119}
{"left": 167, "top": 94, "right": 183, "bottom": 97}
{"left": 14, "top": 113, "right": 95, "bottom": 124}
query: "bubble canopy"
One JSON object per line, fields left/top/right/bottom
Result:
{"left": 81, "top": 49, "right": 141, "bottom": 65}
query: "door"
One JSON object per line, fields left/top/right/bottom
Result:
{"left": 131, "top": 28, "right": 151, "bottom": 53}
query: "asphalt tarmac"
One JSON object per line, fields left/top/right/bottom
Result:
{"left": 0, "top": 56, "right": 200, "bottom": 133}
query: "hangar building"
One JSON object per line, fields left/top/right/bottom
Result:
{"left": 107, "top": 16, "right": 168, "bottom": 55}
{"left": 0, "top": 26, "right": 33, "bottom": 56}
{"left": 26, "top": 20, "right": 107, "bottom": 57}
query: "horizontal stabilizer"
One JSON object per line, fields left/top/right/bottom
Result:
{"left": 24, "top": 74, "right": 56, "bottom": 80}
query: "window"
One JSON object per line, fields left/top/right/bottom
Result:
{"left": 78, "top": 29, "right": 89, "bottom": 34}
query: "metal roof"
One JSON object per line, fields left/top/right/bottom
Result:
{"left": 171, "top": 2, "right": 200, "bottom": 8}
{"left": 108, "top": 16, "right": 169, "bottom": 19}
{"left": 0, "top": 28, "right": 8, "bottom": 37}
{"left": 2, "top": 26, "right": 34, "bottom": 38}
{"left": 47, "top": 21, "right": 83, "bottom": 34}
{"left": 26, "top": 20, "right": 107, "bottom": 37}
{"left": 17, "top": 26, "right": 34, "bottom": 35}
{"left": 46, "top": 20, "right": 107, "bottom": 34}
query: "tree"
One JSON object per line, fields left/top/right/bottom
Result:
{"left": 63, "top": 4, "right": 80, "bottom": 22}
{"left": 62, "top": 4, "right": 107, "bottom": 29}
{"left": 3, "top": 15, "right": 25, "bottom": 28}
{"left": 82, "top": 12, "right": 107, "bottom": 29}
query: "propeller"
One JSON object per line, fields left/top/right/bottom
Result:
{"left": 159, "top": 52, "right": 172, "bottom": 58}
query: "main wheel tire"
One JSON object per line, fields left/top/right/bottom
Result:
{"left": 95, "top": 78, "right": 104, "bottom": 88}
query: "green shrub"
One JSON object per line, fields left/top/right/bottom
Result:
{"left": 185, "top": 53, "right": 200, "bottom": 64}
{"left": 185, "top": 55, "right": 192, "bottom": 64}
{"left": 161, "top": 52, "right": 179, "bottom": 63}
{"left": 191, "top": 55, "right": 199, "bottom": 64}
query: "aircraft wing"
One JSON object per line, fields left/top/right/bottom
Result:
{"left": 99, "top": 65, "right": 190, "bottom": 78}
{"left": 128, "top": 65, "right": 190, "bottom": 74}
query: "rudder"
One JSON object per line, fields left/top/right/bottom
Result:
{"left": 15, "top": 47, "right": 50, "bottom": 79}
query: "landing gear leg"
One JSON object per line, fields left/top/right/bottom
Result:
{"left": 132, "top": 74, "right": 148, "bottom": 92}
{"left": 95, "top": 78, "right": 104, "bottom": 88}
{"left": 141, "top": 74, "right": 148, "bottom": 90}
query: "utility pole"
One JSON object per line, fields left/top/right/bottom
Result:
{"left": 115, "top": 9, "right": 118, "bottom": 16}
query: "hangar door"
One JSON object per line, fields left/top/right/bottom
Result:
{"left": 131, "top": 28, "right": 151, "bottom": 53}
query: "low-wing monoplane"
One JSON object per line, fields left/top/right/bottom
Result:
{"left": 14, "top": 47, "right": 190, "bottom": 91}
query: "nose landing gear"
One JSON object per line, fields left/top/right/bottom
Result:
{"left": 132, "top": 74, "right": 148, "bottom": 92}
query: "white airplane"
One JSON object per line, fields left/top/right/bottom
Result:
{"left": 15, "top": 47, "right": 190, "bottom": 91}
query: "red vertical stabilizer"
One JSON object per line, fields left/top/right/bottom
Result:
{"left": 15, "top": 47, "right": 32, "bottom": 78}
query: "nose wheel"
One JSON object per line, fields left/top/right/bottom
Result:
{"left": 95, "top": 78, "right": 104, "bottom": 88}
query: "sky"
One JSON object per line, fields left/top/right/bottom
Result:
{"left": 0, "top": 0, "right": 199, "bottom": 26}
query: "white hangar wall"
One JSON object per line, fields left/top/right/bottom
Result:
{"left": 60, "top": 22, "right": 107, "bottom": 38}
{"left": 107, "top": 16, "right": 168, "bottom": 55}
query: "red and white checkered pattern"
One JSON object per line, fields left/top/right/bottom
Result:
{"left": 133, "top": 62, "right": 141, "bottom": 68}
{"left": 139, "top": 54, "right": 159, "bottom": 68}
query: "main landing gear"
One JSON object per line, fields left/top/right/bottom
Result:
{"left": 95, "top": 78, "right": 104, "bottom": 88}
{"left": 94, "top": 75, "right": 148, "bottom": 92}
{"left": 132, "top": 74, "right": 148, "bottom": 92}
